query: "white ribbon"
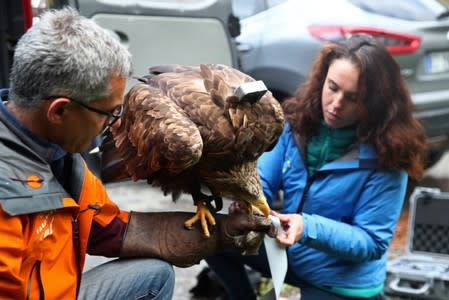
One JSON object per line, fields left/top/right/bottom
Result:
{"left": 261, "top": 215, "right": 288, "bottom": 300}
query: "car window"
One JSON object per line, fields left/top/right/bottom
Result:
{"left": 349, "top": 0, "right": 449, "bottom": 21}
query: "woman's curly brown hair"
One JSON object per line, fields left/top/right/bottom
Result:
{"left": 282, "top": 34, "right": 427, "bottom": 180}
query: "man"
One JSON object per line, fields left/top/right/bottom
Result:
{"left": 0, "top": 8, "right": 273, "bottom": 299}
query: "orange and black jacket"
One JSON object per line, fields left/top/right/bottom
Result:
{"left": 0, "top": 99, "right": 130, "bottom": 299}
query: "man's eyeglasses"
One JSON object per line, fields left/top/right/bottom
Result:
{"left": 46, "top": 95, "right": 124, "bottom": 135}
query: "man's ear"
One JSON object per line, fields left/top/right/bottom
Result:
{"left": 46, "top": 98, "right": 70, "bottom": 124}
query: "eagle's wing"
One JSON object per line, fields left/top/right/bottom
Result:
{"left": 111, "top": 83, "right": 203, "bottom": 181}
{"left": 145, "top": 64, "right": 284, "bottom": 163}
{"left": 146, "top": 65, "right": 237, "bottom": 158}
{"left": 199, "top": 64, "right": 284, "bottom": 160}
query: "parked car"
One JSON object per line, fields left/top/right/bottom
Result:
{"left": 233, "top": 0, "right": 449, "bottom": 166}
{"left": 1, "top": 0, "right": 240, "bottom": 90}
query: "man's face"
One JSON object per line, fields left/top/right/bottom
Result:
{"left": 59, "top": 75, "right": 127, "bottom": 153}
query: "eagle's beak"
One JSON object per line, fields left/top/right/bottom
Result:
{"left": 253, "top": 196, "right": 270, "bottom": 217}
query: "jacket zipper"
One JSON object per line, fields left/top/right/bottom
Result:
{"left": 72, "top": 204, "right": 100, "bottom": 297}
{"left": 26, "top": 260, "right": 45, "bottom": 300}
{"left": 297, "top": 174, "right": 315, "bottom": 213}
{"left": 72, "top": 215, "right": 81, "bottom": 297}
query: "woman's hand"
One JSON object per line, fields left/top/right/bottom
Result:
{"left": 271, "top": 210, "right": 304, "bottom": 246}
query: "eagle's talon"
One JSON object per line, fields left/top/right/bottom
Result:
{"left": 184, "top": 201, "right": 215, "bottom": 238}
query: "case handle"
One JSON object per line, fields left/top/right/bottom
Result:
{"left": 388, "top": 277, "right": 431, "bottom": 295}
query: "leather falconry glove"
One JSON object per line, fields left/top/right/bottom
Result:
{"left": 120, "top": 211, "right": 277, "bottom": 267}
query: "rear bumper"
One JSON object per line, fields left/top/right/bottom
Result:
{"left": 413, "top": 106, "right": 449, "bottom": 149}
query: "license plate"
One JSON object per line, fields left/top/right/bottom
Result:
{"left": 424, "top": 51, "right": 449, "bottom": 74}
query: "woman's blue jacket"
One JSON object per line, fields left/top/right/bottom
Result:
{"left": 258, "top": 123, "right": 407, "bottom": 288}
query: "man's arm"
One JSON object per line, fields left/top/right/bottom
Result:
{"left": 120, "top": 211, "right": 276, "bottom": 267}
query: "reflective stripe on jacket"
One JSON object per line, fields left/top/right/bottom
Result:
{"left": 0, "top": 112, "right": 129, "bottom": 299}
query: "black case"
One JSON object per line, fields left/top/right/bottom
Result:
{"left": 384, "top": 187, "right": 449, "bottom": 300}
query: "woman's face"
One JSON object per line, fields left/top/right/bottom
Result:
{"left": 321, "top": 58, "right": 360, "bottom": 129}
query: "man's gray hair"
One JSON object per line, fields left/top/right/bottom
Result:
{"left": 9, "top": 7, "right": 132, "bottom": 107}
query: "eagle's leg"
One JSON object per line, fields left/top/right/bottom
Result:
{"left": 184, "top": 191, "right": 223, "bottom": 238}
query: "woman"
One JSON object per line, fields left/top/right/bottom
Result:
{"left": 206, "top": 34, "right": 427, "bottom": 299}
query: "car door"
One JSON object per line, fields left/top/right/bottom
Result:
{"left": 73, "top": 0, "right": 240, "bottom": 91}
{"left": 2, "top": 0, "right": 240, "bottom": 90}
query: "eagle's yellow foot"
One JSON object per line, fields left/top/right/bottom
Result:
{"left": 184, "top": 201, "right": 216, "bottom": 238}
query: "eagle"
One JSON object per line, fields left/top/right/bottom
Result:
{"left": 101, "top": 64, "right": 284, "bottom": 237}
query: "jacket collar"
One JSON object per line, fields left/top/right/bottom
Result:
{"left": 287, "top": 122, "right": 379, "bottom": 171}
{"left": 320, "top": 143, "right": 379, "bottom": 170}
{"left": 0, "top": 89, "right": 66, "bottom": 164}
